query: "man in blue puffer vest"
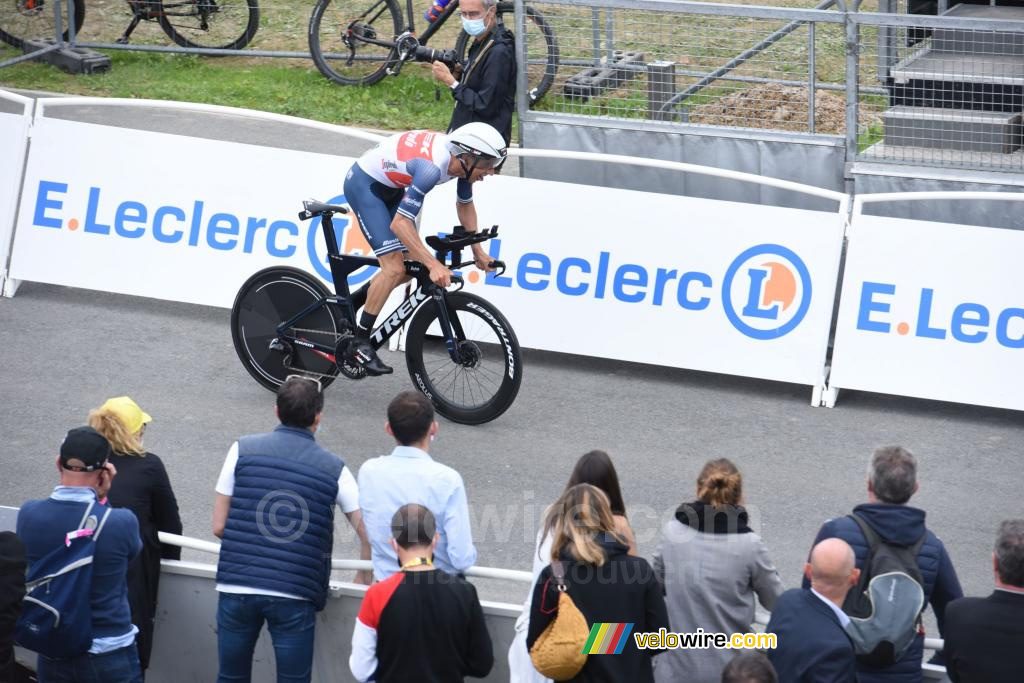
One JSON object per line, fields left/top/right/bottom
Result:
{"left": 803, "top": 445, "right": 963, "bottom": 683}
{"left": 212, "top": 376, "right": 372, "bottom": 683}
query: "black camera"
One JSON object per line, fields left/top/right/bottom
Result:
{"left": 413, "top": 45, "right": 460, "bottom": 71}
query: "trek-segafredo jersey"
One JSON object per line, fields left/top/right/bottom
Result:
{"left": 356, "top": 130, "right": 472, "bottom": 220}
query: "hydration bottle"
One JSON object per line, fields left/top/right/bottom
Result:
{"left": 424, "top": 0, "right": 452, "bottom": 23}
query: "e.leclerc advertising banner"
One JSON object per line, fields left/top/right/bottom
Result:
{"left": 10, "top": 116, "right": 844, "bottom": 388}
{"left": 829, "top": 214, "right": 1024, "bottom": 411}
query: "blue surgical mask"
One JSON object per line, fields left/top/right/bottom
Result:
{"left": 462, "top": 16, "right": 487, "bottom": 36}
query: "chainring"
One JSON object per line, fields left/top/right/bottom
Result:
{"left": 335, "top": 333, "right": 367, "bottom": 380}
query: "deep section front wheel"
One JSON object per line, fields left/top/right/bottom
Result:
{"left": 309, "top": 0, "right": 402, "bottom": 86}
{"left": 158, "top": 0, "right": 259, "bottom": 51}
{"left": 454, "top": 2, "right": 559, "bottom": 107}
{"left": 231, "top": 266, "right": 340, "bottom": 391}
{"left": 404, "top": 291, "right": 522, "bottom": 425}
{"left": 0, "top": 0, "right": 85, "bottom": 49}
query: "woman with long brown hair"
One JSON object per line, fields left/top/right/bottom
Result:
{"left": 527, "top": 484, "right": 668, "bottom": 682}
{"left": 653, "top": 458, "right": 784, "bottom": 683}
{"left": 89, "top": 396, "right": 182, "bottom": 674}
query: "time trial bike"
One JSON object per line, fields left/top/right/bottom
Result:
{"left": 230, "top": 199, "right": 523, "bottom": 425}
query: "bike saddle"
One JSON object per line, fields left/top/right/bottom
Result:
{"left": 298, "top": 199, "right": 349, "bottom": 220}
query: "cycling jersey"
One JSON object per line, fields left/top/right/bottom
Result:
{"left": 356, "top": 130, "right": 472, "bottom": 221}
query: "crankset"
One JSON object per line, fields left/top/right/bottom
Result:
{"left": 334, "top": 334, "right": 367, "bottom": 380}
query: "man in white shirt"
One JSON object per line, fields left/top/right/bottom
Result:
{"left": 357, "top": 391, "right": 477, "bottom": 580}
{"left": 211, "top": 376, "right": 371, "bottom": 683}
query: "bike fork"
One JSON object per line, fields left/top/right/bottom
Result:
{"left": 431, "top": 290, "right": 466, "bottom": 364}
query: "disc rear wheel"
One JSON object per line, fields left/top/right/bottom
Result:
{"left": 231, "top": 266, "right": 340, "bottom": 391}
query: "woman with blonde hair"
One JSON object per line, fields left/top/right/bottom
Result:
{"left": 509, "top": 450, "right": 637, "bottom": 682}
{"left": 653, "top": 458, "right": 784, "bottom": 683}
{"left": 527, "top": 484, "right": 668, "bottom": 682}
{"left": 89, "top": 396, "right": 182, "bottom": 674}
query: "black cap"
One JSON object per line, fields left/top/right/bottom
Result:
{"left": 59, "top": 426, "right": 112, "bottom": 472}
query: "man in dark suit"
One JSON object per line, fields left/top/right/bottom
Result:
{"left": 768, "top": 538, "right": 860, "bottom": 683}
{"left": 943, "top": 518, "right": 1024, "bottom": 682}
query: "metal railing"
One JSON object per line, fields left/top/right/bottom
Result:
{"left": 158, "top": 530, "right": 948, "bottom": 665}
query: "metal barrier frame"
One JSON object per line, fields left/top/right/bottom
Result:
{"left": 0, "top": 89, "right": 33, "bottom": 297}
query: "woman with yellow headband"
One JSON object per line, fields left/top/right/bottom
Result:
{"left": 89, "top": 396, "right": 182, "bottom": 675}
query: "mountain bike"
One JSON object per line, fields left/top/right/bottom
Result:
{"left": 0, "top": 0, "right": 259, "bottom": 51}
{"left": 230, "top": 199, "right": 523, "bottom": 425}
{"left": 308, "top": 0, "right": 559, "bottom": 106}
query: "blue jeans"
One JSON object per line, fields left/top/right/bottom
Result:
{"left": 216, "top": 593, "right": 317, "bottom": 683}
{"left": 37, "top": 645, "right": 143, "bottom": 683}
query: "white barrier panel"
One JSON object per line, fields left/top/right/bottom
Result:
{"left": 0, "top": 89, "right": 33, "bottom": 295}
{"left": 829, "top": 201, "right": 1024, "bottom": 411}
{"left": 9, "top": 111, "right": 845, "bottom": 391}
{"left": 9, "top": 116, "right": 368, "bottom": 308}
{"left": 424, "top": 178, "right": 846, "bottom": 388}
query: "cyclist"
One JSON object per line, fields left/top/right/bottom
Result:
{"left": 342, "top": 121, "right": 507, "bottom": 376}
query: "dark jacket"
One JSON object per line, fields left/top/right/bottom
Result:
{"left": 526, "top": 533, "right": 669, "bottom": 683}
{"left": 804, "top": 503, "right": 964, "bottom": 683}
{"left": 943, "top": 589, "right": 1024, "bottom": 683}
{"left": 107, "top": 451, "right": 182, "bottom": 669}
{"left": 0, "top": 531, "right": 26, "bottom": 681}
{"left": 217, "top": 425, "right": 343, "bottom": 610}
{"left": 767, "top": 588, "right": 858, "bottom": 683}
{"left": 448, "top": 23, "right": 516, "bottom": 144}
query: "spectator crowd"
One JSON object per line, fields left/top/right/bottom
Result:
{"left": 1, "top": 380, "right": 1022, "bottom": 683}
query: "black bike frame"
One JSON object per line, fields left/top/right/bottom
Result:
{"left": 400, "top": 0, "right": 461, "bottom": 48}
{"left": 275, "top": 212, "right": 466, "bottom": 362}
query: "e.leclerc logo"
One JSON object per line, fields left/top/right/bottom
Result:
{"left": 31, "top": 181, "right": 813, "bottom": 339}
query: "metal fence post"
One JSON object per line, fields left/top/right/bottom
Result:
{"left": 845, "top": 1, "right": 860, "bottom": 168}
{"left": 67, "top": 0, "right": 78, "bottom": 46}
{"left": 808, "top": 22, "right": 816, "bottom": 133}
{"left": 53, "top": 0, "right": 65, "bottom": 45}
{"left": 591, "top": 8, "right": 602, "bottom": 66}
{"left": 647, "top": 61, "right": 677, "bottom": 121}
{"left": 605, "top": 7, "right": 615, "bottom": 62}
{"left": 514, "top": 0, "right": 529, "bottom": 171}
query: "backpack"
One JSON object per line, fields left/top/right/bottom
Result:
{"left": 15, "top": 501, "right": 112, "bottom": 658}
{"left": 842, "top": 513, "right": 927, "bottom": 668}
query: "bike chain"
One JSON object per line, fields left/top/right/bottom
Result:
{"left": 285, "top": 326, "right": 367, "bottom": 381}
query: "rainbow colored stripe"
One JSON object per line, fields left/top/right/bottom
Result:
{"left": 581, "top": 623, "right": 634, "bottom": 655}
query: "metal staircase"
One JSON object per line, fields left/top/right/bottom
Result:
{"left": 880, "top": 4, "right": 1024, "bottom": 160}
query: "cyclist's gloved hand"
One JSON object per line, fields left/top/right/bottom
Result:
{"left": 472, "top": 244, "right": 496, "bottom": 272}
{"left": 428, "top": 259, "right": 453, "bottom": 288}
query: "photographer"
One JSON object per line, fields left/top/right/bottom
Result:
{"left": 431, "top": 0, "right": 516, "bottom": 144}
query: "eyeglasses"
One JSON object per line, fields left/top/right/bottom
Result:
{"left": 286, "top": 374, "right": 323, "bottom": 393}
{"left": 458, "top": 7, "right": 490, "bottom": 19}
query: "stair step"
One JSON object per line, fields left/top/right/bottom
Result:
{"left": 883, "top": 105, "right": 1022, "bottom": 153}
{"left": 890, "top": 51, "right": 1024, "bottom": 112}
{"left": 933, "top": 5, "right": 1024, "bottom": 56}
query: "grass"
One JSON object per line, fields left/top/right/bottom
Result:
{"left": 0, "top": 45, "right": 461, "bottom": 131}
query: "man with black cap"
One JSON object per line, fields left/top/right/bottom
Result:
{"left": 17, "top": 426, "right": 143, "bottom": 682}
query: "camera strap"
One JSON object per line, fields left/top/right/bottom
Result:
{"left": 462, "top": 34, "right": 496, "bottom": 84}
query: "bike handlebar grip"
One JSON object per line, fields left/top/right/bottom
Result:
{"left": 450, "top": 273, "right": 464, "bottom": 285}
{"left": 298, "top": 210, "right": 313, "bottom": 221}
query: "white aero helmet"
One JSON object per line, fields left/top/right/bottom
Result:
{"left": 447, "top": 122, "right": 507, "bottom": 171}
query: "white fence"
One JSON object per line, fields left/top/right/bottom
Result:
{"left": 0, "top": 90, "right": 1019, "bottom": 415}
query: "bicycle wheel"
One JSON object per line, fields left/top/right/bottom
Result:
{"left": 231, "top": 266, "right": 341, "bottom": 392}
{"left": 454, "top": 2, "right": 558, "bottom": 107}
{"left": 308, "top": 0, "right": 401, "bottom": 87}
{"left": 0, "top": 0, "right": 85, "bottom": 49}
{"left": 157, "top": 0, "right": 259, "bottom": 51}
{"left": 404, "top": 291, "right": 522, "bottom": 425}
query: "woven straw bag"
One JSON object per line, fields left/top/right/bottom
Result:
{"left": 530, "top": 561, "right": 589, "bottom": 680}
